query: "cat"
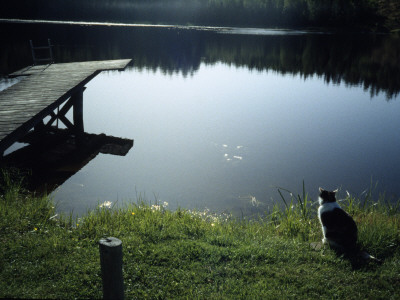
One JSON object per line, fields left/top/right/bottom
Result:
{"left": 317, "top": 187, "right": 381, "bottom": 263}
{"left": 317, "top": 187, "right": 358, "bottom": 253}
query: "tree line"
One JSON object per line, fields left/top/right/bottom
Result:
{"left": 0, "top": 0, "right": 390, "bottom": 30}
{"left": 1, "top": 22, "right": 399, "bottom": 98}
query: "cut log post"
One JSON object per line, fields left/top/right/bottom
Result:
{"left": 99, "top": 237, "right": 124, "bottom": 300}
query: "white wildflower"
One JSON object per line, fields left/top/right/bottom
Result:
{"left": 99, "top": 201, "right": 112, "bottom": 208}
{"left": 151, "top": 204, "right": 161, "bottom": 211}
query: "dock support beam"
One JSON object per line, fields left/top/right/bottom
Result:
{"left": 72, "top": 87, "right": 84, "bottom": 134}
{"left": 43, "top": 86, "right": 86, "bottom": 134}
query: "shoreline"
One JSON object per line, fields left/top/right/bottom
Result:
{"left": 0, "top": 18, "right": 393, "bottom": 34}
{"left": 1, "top": 179, "right": 399, "bottom": 298}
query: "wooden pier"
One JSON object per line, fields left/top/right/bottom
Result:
{"left": 0, "top": 59, "right": 132, "bottom": 156}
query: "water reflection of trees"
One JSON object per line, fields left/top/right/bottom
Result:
{"left": 203, "top": 34, "right": 400, "bottom": 99}
{"left": 1, "top": 23, "right": 399, "bottom": 98}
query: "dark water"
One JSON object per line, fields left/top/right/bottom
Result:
{"left": 1, "top": 21, "right": 400, "bottom": 216}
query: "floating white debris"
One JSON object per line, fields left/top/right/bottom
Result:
{"left": 239, "top": 195, "right": 260, "bottom": 207}
{"left": 72, "top": 183, "right": 84, "bottom": 187}
{"left": 222, "top": 144, "right": 228, "bottom": 148}
{"left": 224, "top": 153, "right": 229, "bottom": 157}
{"left": 233, "top": 156, "right": 243, "bottom": 160}
{"left": 236, "top": 145, "right": 243, "bottom": 149}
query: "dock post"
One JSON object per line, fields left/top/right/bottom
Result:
{"left": 71, "top": 87, "right": 85, "bottom": 146}
{"left": 72, "top": 87, "right": 85, "bottom": 134}
{"left": 99, "top": 237, "right": 124, "bottom": 300}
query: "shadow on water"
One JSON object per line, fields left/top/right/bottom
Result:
{"left": 0, "top": 21, "right": 399, "bottom": 99}
{"left": 0, "top": 128, "right": 133, "bottom": 195}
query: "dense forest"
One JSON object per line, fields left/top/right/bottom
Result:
{"left": 1, "top": 0, "right": 399, "bottom": 31}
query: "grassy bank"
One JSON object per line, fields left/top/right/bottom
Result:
{"left": 1, "top": 178, "right": 400, "bottom": 299}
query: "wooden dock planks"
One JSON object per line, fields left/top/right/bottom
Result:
{"left": 0, "top": 59, "right": 131, "bottom": 155}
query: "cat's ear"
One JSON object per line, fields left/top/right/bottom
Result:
{"left": 333, "top": 189, "right": 339, "bottom": 193}
{"left": 319, "top": 187, "right": 324, "bottom": 193}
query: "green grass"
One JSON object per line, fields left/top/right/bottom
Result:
{"left": 1, "top": 175, "right": 400, "bottom": 299}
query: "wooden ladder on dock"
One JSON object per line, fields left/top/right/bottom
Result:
{"left": 30, "top": 39, "right": 54, "bottom": 65}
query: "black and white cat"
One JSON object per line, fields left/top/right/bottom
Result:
{"left": 318, "top": 187, "right": 358, "bottom": 253}
{"left": 317, "top": 187, "right": 381, "bottom": 263}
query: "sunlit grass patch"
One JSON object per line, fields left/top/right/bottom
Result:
{"left": 1, "top": 173, "right": 400, "bottom": 299}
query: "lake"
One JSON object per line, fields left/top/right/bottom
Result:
{"left": 1, "top": 20, "right": 400, "bottom": 217}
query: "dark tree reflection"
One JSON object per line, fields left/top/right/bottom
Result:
{"left": 1, "top": 22, "right": 399, "bottom": 99}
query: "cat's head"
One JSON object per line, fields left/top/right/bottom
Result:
{"left": 318, "top": 187, "right": 338, "bottom": 205}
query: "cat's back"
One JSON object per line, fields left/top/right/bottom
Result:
{"left": 319, "top": 201, "right": 357, "bottom": 249}
{"left": 319, "top": 202, "right": 356, "bottom": 227}
{"left": 318, "top": 201, "right": 341, "bottom": 216}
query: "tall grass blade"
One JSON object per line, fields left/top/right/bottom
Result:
{"left": 277, "top": 189, "right": 289, "bottom": 210}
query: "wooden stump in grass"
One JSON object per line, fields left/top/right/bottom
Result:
{"left": 99, "top": 237, "right": 124, "bottom": 300}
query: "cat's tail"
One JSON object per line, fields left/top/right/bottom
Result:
{"left": 360, "top": 251, "right": 383, "bottom": 264}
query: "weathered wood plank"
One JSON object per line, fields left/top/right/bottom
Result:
{"left": 0, "top": 59, "right": 131, "bottom": 155}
